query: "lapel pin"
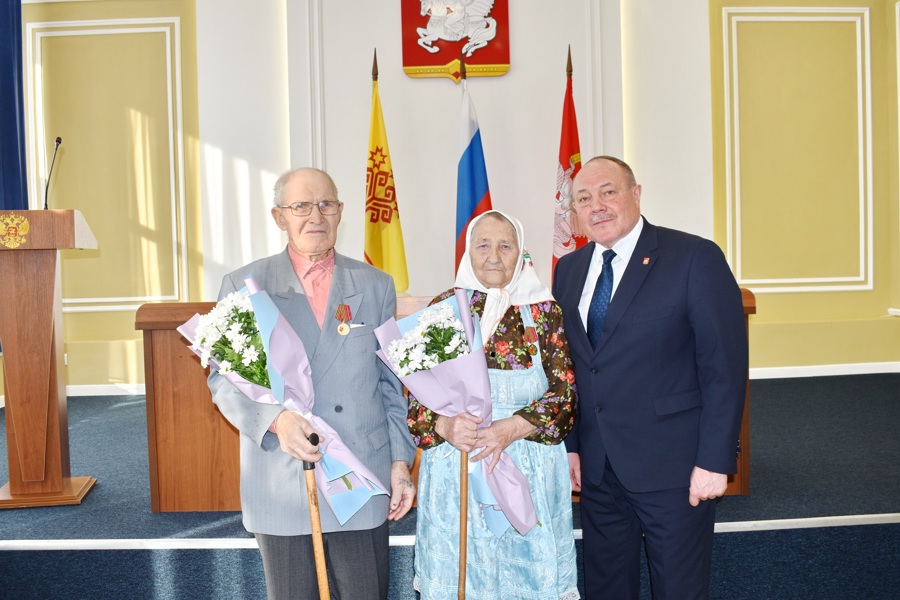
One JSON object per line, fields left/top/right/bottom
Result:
{"left": 642, "top": 257, "right": 650, "bottom": 265}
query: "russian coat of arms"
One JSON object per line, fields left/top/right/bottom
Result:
{"left": 1, "top": 213, "right": 29, "bottom": 249}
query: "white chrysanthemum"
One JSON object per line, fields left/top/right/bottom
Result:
{"left": 444, "top": 333, "right": 463, "bottom": 354}
{"left": 242, "top": 345, "right": 260, "bottom": 367}
{"left": 386, "top": 302, "right": 470, "bottom": 376}
{"left": 226, "top": 327, "right": 250, "bottom": 353}
{"left": 198, "top": 347, "right": 212, "bottom": 369}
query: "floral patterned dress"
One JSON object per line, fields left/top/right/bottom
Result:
{"left": 409, "top": 290, "right": 579, "bottom": 600}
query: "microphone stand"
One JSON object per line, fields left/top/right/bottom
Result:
{"left": 44, "top": 136, "right": 62, "bottom": 210}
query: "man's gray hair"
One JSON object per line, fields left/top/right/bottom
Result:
{"left": 273, "top": 167, "right": 339, "bottom": 206}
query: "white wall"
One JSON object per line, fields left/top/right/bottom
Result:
{"left": 196, "top": 0, "right": 292, "bottom": 298}
{"left": 196, "top": 0, "right": 714, "bottom": 299}
{"left": 621, "top": 0, "right": 714, "bottom": 236}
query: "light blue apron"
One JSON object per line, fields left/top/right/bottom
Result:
{"left": 414, "top": 305, "right": 579, "bottom": 600}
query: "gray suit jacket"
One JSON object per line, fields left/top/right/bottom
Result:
{"left": 209, "top": 248, "right": 415, "bottom": 535}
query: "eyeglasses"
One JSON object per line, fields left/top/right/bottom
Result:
{"left": 276, "top": 200, "right": 341, "bottom": 217}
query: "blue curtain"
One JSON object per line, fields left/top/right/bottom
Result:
{"left": 0, "top": 0, "right": 28, "bottom": 211}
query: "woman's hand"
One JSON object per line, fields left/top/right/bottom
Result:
{"left": 435, "top": 413, "right": 483, "bottom": 452}
{"left": 470, "top": 415, "right": 536, "bottom": 473}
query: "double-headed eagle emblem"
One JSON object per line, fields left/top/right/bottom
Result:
{"left": 1, "top": 213, "right": 30, "bottom": 249}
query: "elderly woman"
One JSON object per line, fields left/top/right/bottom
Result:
{"left": 409, "top": 210, "right": 579, "bottom": 599}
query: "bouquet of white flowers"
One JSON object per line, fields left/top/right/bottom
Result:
{"left": 188, "top": 290, "right": 269, "bottom": 387}
{"left": 178, "top": 277, "right": 388, "bottom": 525}
{"left": 387, "top": 301, "right": 470, "bottom": 377}
{"left": 375, "top": 289, "right": 537, "bottom": 537}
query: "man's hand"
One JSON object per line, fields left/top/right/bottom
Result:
{"left": 469, "top": 415, "right": 537, "bottom": 473}
{"left": 689, "top": 466, "right": 727, "bottom": 506}
{"left": 274, "top": 411, "right": 321, "bottom": 463}
{"left": 388, "top": 460, "right": 415, "bottom": 521}
{"left": 568, "top": 452, "right": 582, "bottom": 493}
{"left": 435, "top": 413, "right": 483, "bottom": 452}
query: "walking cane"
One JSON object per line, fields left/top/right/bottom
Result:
{"left": 458, "top": 449, "right": 468, "bottom": 600}
{"left": 303, "top": 433, "right": 330, "bottom": 600}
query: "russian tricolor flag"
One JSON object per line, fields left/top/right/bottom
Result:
{"left": 456, "top": 79, "right": 493, "bottom": 270}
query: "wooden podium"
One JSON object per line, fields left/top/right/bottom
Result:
{"left": 136, "top": 302, "right": 241, "bottom": 512}
{"left": 0, "top": 210, "right": 98, "bottom": 508}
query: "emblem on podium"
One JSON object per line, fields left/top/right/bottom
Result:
{"left": 1, "top": 213, "right": 30, "bottom": 249}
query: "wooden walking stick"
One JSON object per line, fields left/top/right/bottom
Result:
{"left": 459, "top": 449, "right": 468, "bottom": 600}
{"left": 303, "top": 433, "right": 330, "bottom": 600}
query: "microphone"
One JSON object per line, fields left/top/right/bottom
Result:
{"left": 44, "top": 136, "right": 62, "bottom": 210}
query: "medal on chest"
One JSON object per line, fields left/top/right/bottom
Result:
{"left": 335, "top": 304, "right": 352, "bottom": 335}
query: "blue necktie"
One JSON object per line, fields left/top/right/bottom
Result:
{"left": 587, "top": 249, "right": 616, "bottom": 349}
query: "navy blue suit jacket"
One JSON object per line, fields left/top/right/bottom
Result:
{"left": 552, "top": 218, "right": 747, "bottom": 493}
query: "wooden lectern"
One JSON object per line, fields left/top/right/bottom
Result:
{"left": 136, "top": 302, "right": 241, "bottom": 512}
{"left": 0, "top": 210, "right": 98, "bottom": 508}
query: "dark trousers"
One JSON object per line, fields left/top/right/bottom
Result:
{"left": 580, "top": 458, "right": 716, "bottom": 600}
{"left": 255, "top": 521, "right": 389, "bottom": 600}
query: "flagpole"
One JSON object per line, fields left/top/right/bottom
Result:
{"left": 552, "top": 44, "right": 584, "bottom": 275}
{"left": 458, "top": 53, "right": 469, "bottom": 600}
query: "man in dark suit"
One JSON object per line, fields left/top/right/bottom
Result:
{"left": 552, "top": 156, "right": 747, "bottom": 599}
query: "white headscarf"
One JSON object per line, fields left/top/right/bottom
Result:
{"left": 454, "top": 210, "right": 554, "bottom": 341}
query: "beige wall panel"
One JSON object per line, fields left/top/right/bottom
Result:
{"left": 725, "top": 13, "right": 872, "bottom": 290}
{"left": 712, "top": 2, "right": 898, "bottom": 370}
{"left": 735, "top": 20, "right": 863, "bottom": 281}
{"left": 20, "top": 0, "right": 201, "bottom": 388}
{"left": 750, "top": 318, "right": 900, "bottom": 367}
{"left": 33, "top": 26, "right": 182, "bottom": 306}
{"left": 64, "top": 339, "right": 144, "bottom": 388}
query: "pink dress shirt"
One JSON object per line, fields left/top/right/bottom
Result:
{"left": 270, "top": 246, "right": 335, "bottom": 433}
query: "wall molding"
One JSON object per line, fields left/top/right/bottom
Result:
{"left": 750, "top": 361, "right": 900, "bottom": 380}
{"left": 286, "top": 0, "right": 326, "bottom": 169}
{"left": 23, "top": 17, "right": 189, "bottom": 312}
{"left": 721, "top": 7, "right": 874, "bottom": 294}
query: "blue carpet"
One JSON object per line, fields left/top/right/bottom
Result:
{"left": 1, "top": 526, "right": 898, "bottom": 599}
{"left": 0, "top": 374, "right": 898, "bottom": 598}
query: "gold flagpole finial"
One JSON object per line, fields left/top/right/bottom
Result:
{"left": 460, "top": 50, "right": 467, "bottom": 81}
{"left": 566, "top": 45, "right": 573, "bottom": 78}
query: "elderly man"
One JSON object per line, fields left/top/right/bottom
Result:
{"left": 552, "top": 156, "right": 747, "bottom": 599}
{"left": 209, "top": 167, "right": 416, "bottom": 600}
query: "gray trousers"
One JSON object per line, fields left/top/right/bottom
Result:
{"left": 255, "top": 521, "right": 389, "bottom": 600}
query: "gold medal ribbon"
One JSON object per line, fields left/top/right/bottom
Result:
{"left": 334, "top": 304, "right": 352, "bottom": 323}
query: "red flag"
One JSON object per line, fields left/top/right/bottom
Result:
{"left": 552, "top": 48, "right": 586, "bottom": 275}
